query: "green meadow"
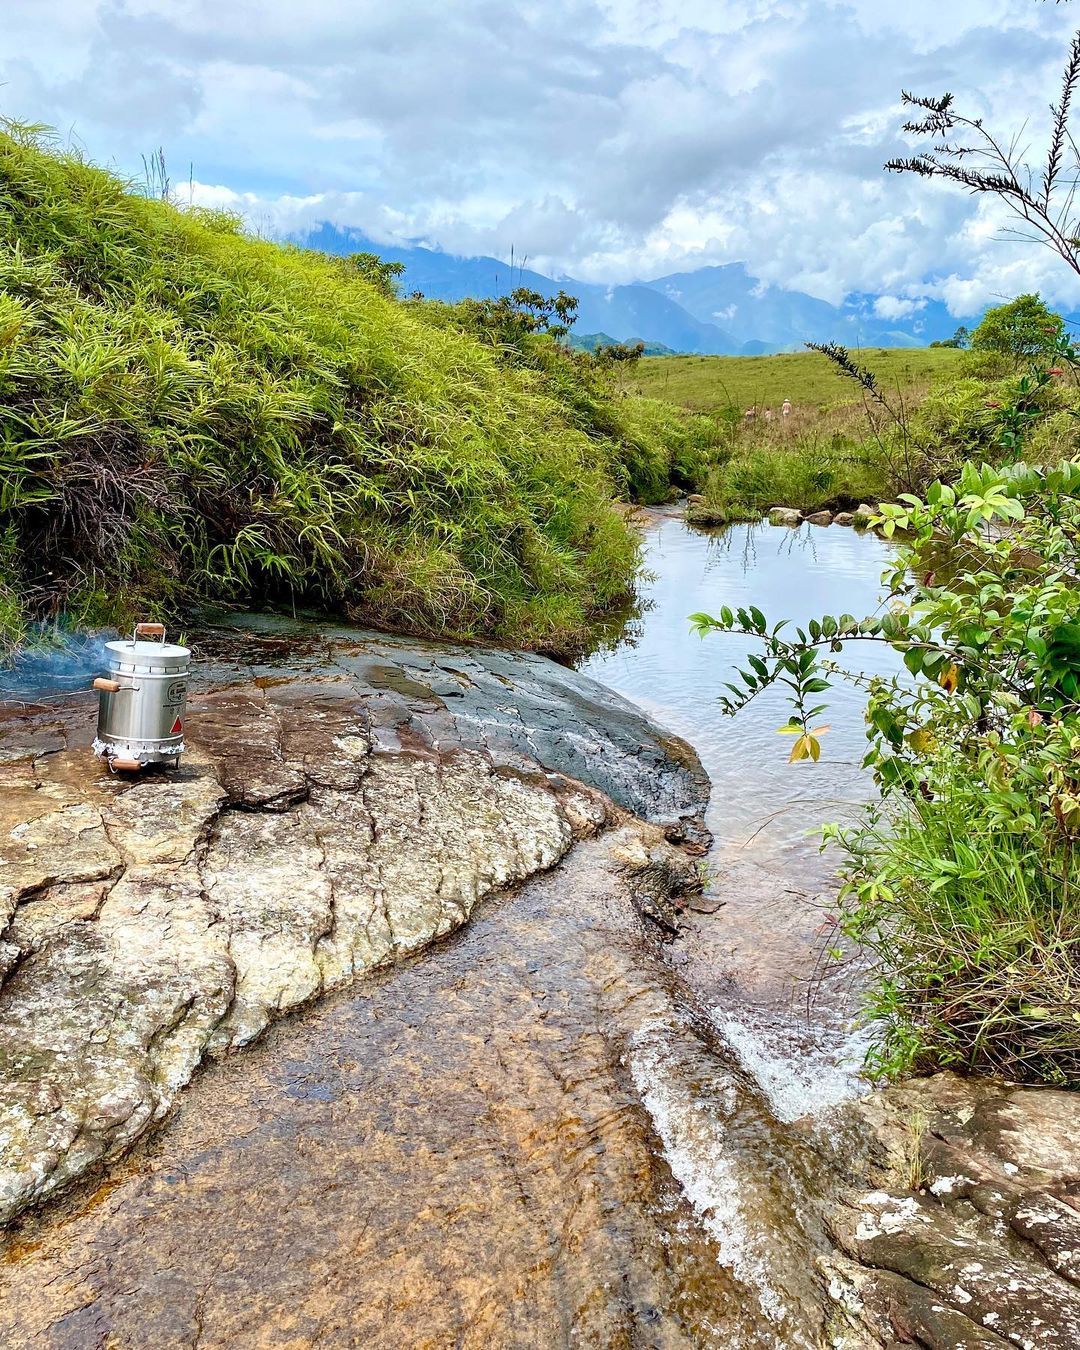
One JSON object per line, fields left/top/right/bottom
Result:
{"left": 623, "top": 347, "right": 964, "bottom": 414}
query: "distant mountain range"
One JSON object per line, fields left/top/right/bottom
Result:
{"left": 298, "top": 224, "right": 965, "bottom": 354}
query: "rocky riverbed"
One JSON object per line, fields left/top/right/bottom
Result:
{"left": 0, "top": 610, "right": 1077, "bottom": 1348}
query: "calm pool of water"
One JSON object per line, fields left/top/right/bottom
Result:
{"left": 578, "top": 513, "right": 900, "bottom": 883}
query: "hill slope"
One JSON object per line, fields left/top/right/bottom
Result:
{"left": 0, "top": 126, "right": 706, "bottom": 655}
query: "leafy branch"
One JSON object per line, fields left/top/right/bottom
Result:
{"left": 886, "top": 28, "right": 1080, "bottom": 277}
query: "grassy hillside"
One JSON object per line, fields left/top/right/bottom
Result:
{"left": 0, "top": 124, "right": 714, "bottom": 657}
{"left": 624, "top": 347, "right": 964, "bottom": 413}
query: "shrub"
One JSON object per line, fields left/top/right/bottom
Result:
{"left": 970, "top": 293, "right": 1065, "bottom": 365}
{"left": 700, "top": 433, "right": 885, "bottom": 516}
{"left": 692, "top": 460, "right": 1080, "bottom": 1086}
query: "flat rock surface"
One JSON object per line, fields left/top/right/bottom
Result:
{"left": 0, "top": 622, "right": 708, "bottom": 1226}
{"left": 822, "top": 1073, "right": 1080, "bottom": 1347}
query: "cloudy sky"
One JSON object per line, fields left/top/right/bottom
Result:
{"left": 5, "top": 0, "right": 1080, "bottom": 314}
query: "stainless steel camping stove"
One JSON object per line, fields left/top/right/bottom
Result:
{"left": 92, "top": 623, "right": 190, "bottom": 771}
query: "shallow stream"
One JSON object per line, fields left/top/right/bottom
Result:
{"left": 582, "top": 512, "right": 898, "bottom": 1118}
{"left": 0, "top": 512, "right": 897, "bottom": 1349}
{"left": 581, "top": 511, "right": 898, "bottom": 882}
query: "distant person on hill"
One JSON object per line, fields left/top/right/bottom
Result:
{"left": 763, "top": 406, "right": 774, "bottom": 423}
{"left": 744, "top": 407, "right": 757, "bottom": 421}
{"left": 782, "top": 398, "right": 792, "bottom": 418}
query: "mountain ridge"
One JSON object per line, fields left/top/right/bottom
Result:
{"left": 298, "top": 224, "right": 964, "bottom": 354}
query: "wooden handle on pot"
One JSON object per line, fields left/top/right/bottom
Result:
{"left": 92, "top": 678, "right": 121, "bottom": 693}
{"left": 134, "top": 623, "right": 166, "bottom": 639}
{"left": 109, "top": 758, "right": 142, "bottom": 772}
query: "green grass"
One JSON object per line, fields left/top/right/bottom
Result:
{"left": 623, "top": 347, "right": 964, "bottom": 415}
{"left": 842, "top": 766, "right": 1080, "bottom": 1088}
{"left": 701, "top": 436, "right": 886, "bottom": 517}
{"left": 0, "top": 123, "right": 716, "bottom": 657}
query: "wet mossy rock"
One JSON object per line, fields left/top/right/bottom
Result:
{"left": 686, "top": 500, "right": 731, "bottom": 528}
{"left": 768, "top": 506, "right": 802, "bottom": 527}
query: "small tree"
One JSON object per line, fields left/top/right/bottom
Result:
{"left": 455, "top": 287, "right": 580, "bottom": 348}
{"left": 971, "top": 294, "right": 1065, "bottom": 363}
{"left": 596, "top": 340, "right": 646, "bottom": 365}
{"left": 886, "top": 28, "right": 1080, "bottom": 280}
{"left": 345, "top": 252, "right": 406, "bottom": 298}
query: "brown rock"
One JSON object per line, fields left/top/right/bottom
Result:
{"left": 685, "top": 501, "right": 728, "bottom": 528}
{"left": 825, "top": 1074, "right": 1080, "bottom": 1348}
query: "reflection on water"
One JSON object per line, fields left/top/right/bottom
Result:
{"left": 578, "top": 516, "right": 899, "bottom": 881}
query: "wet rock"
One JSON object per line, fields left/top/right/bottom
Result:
{"left": 823, "top": 1073, "right": 1080, "bottom": 1347}
{"left": 685, "top": 501, "right": 729, "bottom": 528}
{"left": 834, "top": 512, "right": 855, "bottom": 527}
{"left": 852, "top": 503, "right": 876, "bottom": 529}
{"left": 768, "top": 507, "right": 802, "bottom": 527}
{"left": 805, "top": 510, "right": 833, "bottom": 526}
{"left": 0, "top": 630, "right": 709, "bottom": 1226}
{"left": 685, "top": 893, "right": 724, "bottom": 915}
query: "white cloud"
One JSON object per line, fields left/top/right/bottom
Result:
{"left": 873, "top": 296, "right": 926, "bottom": 321}
{"left": 4, "top": 0, "right": 1080, "bottom": 308}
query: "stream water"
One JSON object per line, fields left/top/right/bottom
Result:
{"left": 581, "top": 512, "right": 898, "bottom": 1123}
{"left": 0, "top": 513, "right": 897, "bottom": 1349}
{"left": 580, "top": 511, "right": 897, "bottom": 882}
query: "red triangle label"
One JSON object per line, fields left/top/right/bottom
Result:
{"left": 170, "top": 717, "right": 183, "bottom": 734}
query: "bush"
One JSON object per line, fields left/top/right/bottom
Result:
{"left": 692, "top": 460, "right": 1080, "bottom": 1086}
{"left": 970, "top": 293, "right": 1065, "bottom": 365}
{"left": 912, "top": 370, "right": 1076, "bottom": 469}
{"left": 700, "top": 433, "right": 885, "bottom": 516}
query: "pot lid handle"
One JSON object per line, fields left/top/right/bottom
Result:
{"left": 133, "top": 622, "right": 167, "bottom": 643}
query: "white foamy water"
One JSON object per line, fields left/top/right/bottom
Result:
{"left": 712, "top": 1009, "right": 874, "bottom": 1123}
{"left": 626, "top": 1017, "right": 819, "bottom": 1349}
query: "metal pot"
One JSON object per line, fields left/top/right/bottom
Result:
{"left": 92, "top": 623, "right": 190, "bottom": 771}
